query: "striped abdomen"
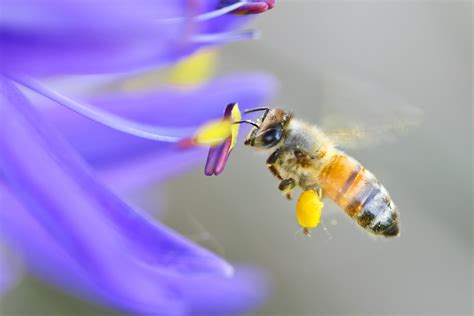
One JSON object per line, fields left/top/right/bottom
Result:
{"left": 318, "top": 154, "right": 400, "bottom": 237}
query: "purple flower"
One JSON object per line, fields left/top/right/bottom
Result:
{"left": 1, "top": 0, "right": 273, "bottom": 76}
{"left": 0, "top": 1, "right": 276, "bottom": 314}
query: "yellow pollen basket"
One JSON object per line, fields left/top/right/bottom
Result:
{"left": 296, "top": 190, "right": 324, "bottom": 234}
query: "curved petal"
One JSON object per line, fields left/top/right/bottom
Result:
{"left": 42, "top": 74, "right": 277, "bottom": 189}
{"left": 1, "top": 0, "right": 259, "bottom": 76}
{"left": 0, "top": 0, "right": 178, "bottom": 75}
{"left": 179, "top": 265, "right": 271, "bottom": 315}
{"left": 0, "top": 185, "right": 270, "bottom": 315}
{"left": 0, "top": 76, "right": 267, "bottom": 314}
{"left": 97, "top": 148, "right": 207, "bottom": 193}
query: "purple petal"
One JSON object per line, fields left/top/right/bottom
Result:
{"left": 1, "top": 0, "right": 261, "bottom": 76}
{"left": 98, "top": 148, "right": 207, "bottom": 193}
{"left": 0, "top": 184, "right": 185, "bottom": 314}
{"left": 181, "top": 265, "right": 271, "bottom": 315}
{"left": 0, "top": 76, "right": 270, "bottom": 313}
{"left": 1, "top": 0, "right": 180, "bottom": 75}
{"left": 0, "top": 185, "right": 270, "bottom": 314}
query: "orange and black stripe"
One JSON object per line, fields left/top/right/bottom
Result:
{"left": 319, "top": 154, "right": 399, "bottom": 237}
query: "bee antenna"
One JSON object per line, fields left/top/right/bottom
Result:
{"left": 243, "top": 107, "right": 270, "bottom": 114}
{"left": 233, "top": 120, "right": 260, "bottom": 129}
{"left": 244, "top": 107, "right": 270, "bottom": 123}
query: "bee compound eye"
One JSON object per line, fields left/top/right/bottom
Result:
{"left": 261, "top": 127, "right": 282, "bottom": 147}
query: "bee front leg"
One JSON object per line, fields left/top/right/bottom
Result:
{"left": 267, "top": 149, "right": 295, "bottom": 199}
{"left": 266, "top": 149, "right": 283, "bottom": 180}
{"left": 279, "top": 178, "right": 296, "bottom": 200}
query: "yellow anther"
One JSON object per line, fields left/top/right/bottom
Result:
{"left": 296, "top": 190, "right": 324, "bottom": 234}
{"left": 228, "top": 104, "right": 241, "bottom": 152}
{"left": 119, "top": 50, "right": 217, "bottom": 91}
{"left": 194, "top": 119, "right": 232, "bottom": 147}
{"left": 181, "top": 103, "right": 242, "bottom": 151}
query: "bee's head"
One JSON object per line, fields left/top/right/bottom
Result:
{"left": 242, "top": 108, "right": 292, "bottom": 149}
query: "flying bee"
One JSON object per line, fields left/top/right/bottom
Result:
{"left": 240, "top": 107, "right": 400, "bottom": 238}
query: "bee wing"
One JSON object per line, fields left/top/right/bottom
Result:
{"left": 321, "top": 116, "right": 421, "bottom": 149}
{"left": 311, "top": 72, "right": 423, "bottom": 148}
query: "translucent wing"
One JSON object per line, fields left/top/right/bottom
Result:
{"left": 309, "top": 71, "right": 423, "bottom": 148}
{"left": 322, "top": 113, "right": 421, "bottom": 149}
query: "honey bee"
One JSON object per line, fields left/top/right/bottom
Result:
{"left": 241, "top": 107, "right": 400, "bottom": 238}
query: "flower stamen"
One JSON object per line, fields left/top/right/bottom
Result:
{"left": 7, "top": 75, "right": 196, "bottom": 142}
{"left": 180, "top": 119, "right": 233, "bottom": 148}
{"left": 191, "top": 30, "right": 259, "bottom": 44}
{"left": 204, "top": 103, "right": 241, "bottom": 176}
{"left": 157, "top": 1, "right": 247, "bottom": 23}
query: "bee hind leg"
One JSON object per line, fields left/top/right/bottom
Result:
{"left": 279, "top": 178, "right": 296, "bottom": 200}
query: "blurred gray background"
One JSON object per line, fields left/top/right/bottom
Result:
{"left": 1, "top": 1, "right": 472, "bottom": 315}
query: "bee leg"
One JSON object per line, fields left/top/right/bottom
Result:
{"left": 266, "top": 149, "right": 283, "bottom": 180}
{"left": 316, "top": 187, "right": 325, "bottom": 199}
{"left": 279, "top": 178, "right": 296, "bottom": 200}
